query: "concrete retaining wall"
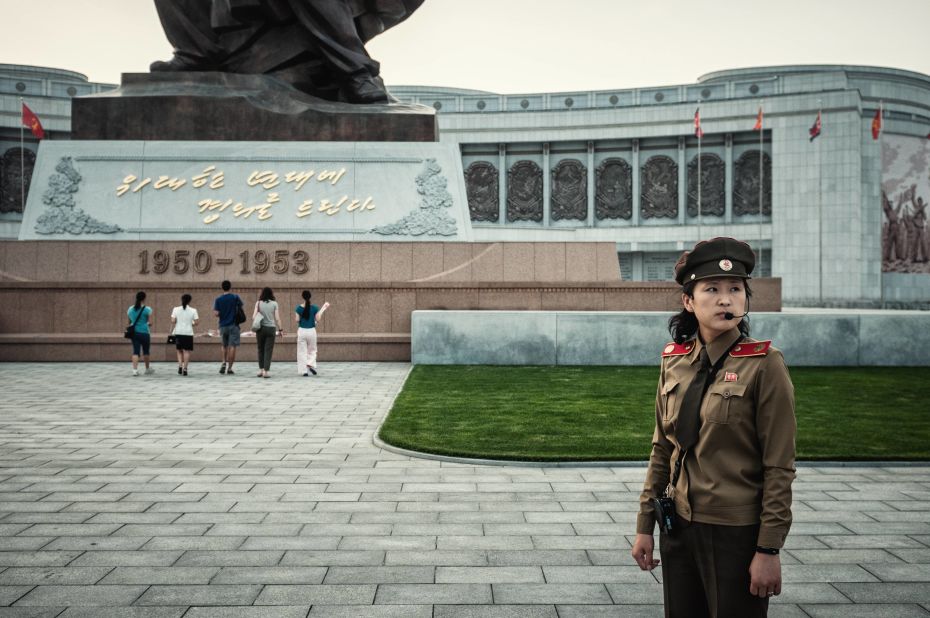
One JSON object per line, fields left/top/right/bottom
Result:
{"left": 411, "top": 310, "right": 930, "bottom": 366}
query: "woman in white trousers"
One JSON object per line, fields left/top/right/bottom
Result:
{"left": 295, "top": 290, "right": 322, "bottom": 376}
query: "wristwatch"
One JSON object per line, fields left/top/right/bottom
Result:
{"left": 755, "top": 546, "right": 780, "bottom": 555}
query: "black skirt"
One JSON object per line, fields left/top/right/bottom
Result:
{"left": 174, "top": 335, "right": 194, "bottom": 351}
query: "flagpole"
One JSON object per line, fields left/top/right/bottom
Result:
{"left": 758, "top": 99, "right": 764, "bottom": 275}
{"left": 20, "top": 97, "right": 25, "bottom": 214}
{"left": 878, "top": 100, "right": 885, "bottom": 309}
{"left": 697, "top": 120, "right": 702, "bottom": 240}
{"left": 817, "top": 102, "right": 823, "bottom": 305}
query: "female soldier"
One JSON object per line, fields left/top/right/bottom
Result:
{"left": 631, "top": 237, "right": 796, "bottom": 618}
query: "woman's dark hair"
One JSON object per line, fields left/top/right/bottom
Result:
{"left": 134, "top": 291, "right": 146, "bottom": 310}
{"left": 260, "top": 287, "right": 275, "bottom": 302}
{"left": 668, "top": 279, "right": 752, "bottom": 344}
{"left": 181, "top": 294, "right": 192, "bottom": 309}
{"left": 301, "top": 290, "right": 312, "bottom": 320}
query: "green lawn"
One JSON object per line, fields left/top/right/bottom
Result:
{"left": 378, "top": 365, "right": 930, "bottom": 461}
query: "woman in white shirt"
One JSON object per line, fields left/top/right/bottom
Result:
{"left": 171, "top": 294, "right": 199, "bottom": 376}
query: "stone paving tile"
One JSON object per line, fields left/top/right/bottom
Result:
{"left": 557, "top": 607, "right": 665, "bottom": 618}
{"left": 800, "top": 605, "right": 930, "bottom": 618}
{"left": 2, "top": 363, "right": 930, "bottom": 615}
{"left": 374, "top": 583, "right": 492, "bottom": 604}
{"left": 98, "top": 566, "right": 219, "bottom": 584}
{"left": 0, "top": 608, "right": 68, "bottom": 618}
{"left": 184, "top": 608, "right": 310, "bottom": 618}
{"left": 435, "top": 606, "right": 559, "bottom": 618}
{"left": 493, "top": 583, "right": 611, "bottom": 604}
{"left": 56, "top": 609, "right": 187, "bottom": 618}
{"left": 134, "top": 584, "right": 262, "bottom": 606}
{"left": 308, "top": 606, "right": 432, "bottom": 617}
{"left": 253, "top": 584, "right": 376, "bottom": 605}
{"left": 0, "top": 567, "right": 112, "bottom": 585}
{"left": 435, "top": 566, "right": 543, "bottom": 584}
{"left": 0, "top": 587, "right": 33, "bottom": 606}
{"left": 13, "top": 585, "right": 148, "bottom": 606}
{"left": 834, "top": 582, "right": 930, "bottom": 603}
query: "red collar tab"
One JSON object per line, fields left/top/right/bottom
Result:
{"left": 730, "top": 340, "right": 771, "bottom": 357}
{"left": 662, "top": 341, "right": 695, "bottom": 357}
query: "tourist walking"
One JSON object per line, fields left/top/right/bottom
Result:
{"left": 213, "top": 280, "right": 244, "bottom": 375}
{"left": 631, "top": 237, "right": 797, "bottom": 618}
{"left": 253, "top": 287, "right": 283, "bottom": 378}
{"left": 170, "top": 294, "right": 199, "bottom": 376}
{"left": 126, "top": 291, "right": 154, "bottom": 376}
{"left": 294, "top": 290, "right": 323, "bottom": 376}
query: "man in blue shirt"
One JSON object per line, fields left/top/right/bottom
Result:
{"left": 213, "top": 280, "right": 243, "bottom": 374}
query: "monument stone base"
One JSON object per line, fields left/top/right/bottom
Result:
{"left": 71, "top": 73, "right": 438, "bottom": 142}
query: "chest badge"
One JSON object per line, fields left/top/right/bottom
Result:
{"left": 724, "top": 372, "right": 738, "bottom": 382}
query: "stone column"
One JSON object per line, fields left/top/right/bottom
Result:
{"left": 632, "top": 139, "right": 640, "bottom": 227}
{"left": 543, "top": 143, "right": 551, "bottom": 226}
{"left": 498, "top": 143, "right": 507, "bottom": 225}
{"left": 678, "top": 136, "right": 687, "bottom": 226}
{"left": 725, "top": 133, "right": 734, "bottom": 224}
{"left": 587, "top": 141, "right": 595, "bottom": 227}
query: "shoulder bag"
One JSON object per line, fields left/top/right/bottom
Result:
{"left": 124, "top": 306, "right": 145, "bottom": 339}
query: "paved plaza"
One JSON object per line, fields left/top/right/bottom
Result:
{"left": 0, "top": 362, "right": 928, "bottom": 617}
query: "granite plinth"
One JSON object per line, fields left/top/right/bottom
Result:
{"left": 71, "top": 73, "right": 438, "bottom": 142}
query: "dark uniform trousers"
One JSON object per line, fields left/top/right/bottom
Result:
{"left": 660, "top": 520, "right": 769, "bottom": 618}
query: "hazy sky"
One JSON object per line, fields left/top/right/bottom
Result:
{"left": 2, "top": 0, "right": 929, "bottom": 93}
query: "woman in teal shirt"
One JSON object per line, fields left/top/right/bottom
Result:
{"left": 127, "top": 291, "right": 154, "bottom": 376}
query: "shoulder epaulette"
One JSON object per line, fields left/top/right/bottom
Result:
{"left": 730, "top": 340, "right": 771, "bottom": 357}
{"left": 662, "top": 340, "right": 695, "bottom": 357}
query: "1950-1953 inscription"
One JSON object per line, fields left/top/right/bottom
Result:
{"left": 138, "top": 249, "right": 310, "bottom": 275}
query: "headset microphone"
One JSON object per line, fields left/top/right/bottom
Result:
{"left": 723, "top": 311, "right": 748, "bottom": 320}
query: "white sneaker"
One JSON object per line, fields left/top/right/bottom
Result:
{"left": 132, "top": 369, "right": 139, "bottom": 376}
{"left": 144, "top": 367, "right": 155, "bottom": 375}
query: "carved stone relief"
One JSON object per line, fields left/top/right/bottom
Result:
{"left": 464, "top": 161, "right": 499, "bottom": 222}
{"left": 507, "top": 160, "right": 543, "bottom": 222}
{"left": 372, "top": 158, "right": 458, "bottom": 236}
{"left": 550, "top": 159, "right": 587, "bottom": 221}
{"left": 595, "top": 157, "right": 632, "bottom": 220}
{"left": 0, "top": 148, "right": 36, "bottom": 214}
{"left": 640, "top": 155, "right": 678, "bottom": 219}
{"left": 687, "top": 153, "right": 725, "bottom": 217}
{"left": 733, "top": 151, "right": 772, "bottom": 216}
{"left": 35, "top": 157, "right": 122, "bottom": 235}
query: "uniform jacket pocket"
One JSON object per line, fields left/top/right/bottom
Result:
{"left": 662, "top": 379, "right": 680, "bottom": 421}
{"left": 705, "top": 383, "right": 747, "bottom": 424}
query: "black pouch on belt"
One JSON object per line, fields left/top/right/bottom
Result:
{"left": 651, "top": 496, "right": 677, "bottom": 534}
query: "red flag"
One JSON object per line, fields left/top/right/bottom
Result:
{"left": 694, "top": 108, "right": 704, "bottom": 138}
{"left": 871, "top": 106, "right": 882, "bottom": 140}
{"left": 752, "top": 106, "right": 763, "bottom": 131}
{"left": 21, "top": 103, "right": 44, "bottom": 139}
{"left": 809, "top": 111, "right": 822, "bottom": 142}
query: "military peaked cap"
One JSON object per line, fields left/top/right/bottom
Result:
{"left": 674, "top": 237, "right": 756, "bottom": 285}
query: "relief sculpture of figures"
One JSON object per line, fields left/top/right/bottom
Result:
{"left": 687, "top": 153, "right": 725, "bottom": 217}
{"left": 550, "top": 159, "right": 587, "bottom": 221}
{"left": 595, "top": 158, "right": 632, "bottom": 220}
{"left": 733, "top": 151, "right": 772, "bottom": 216}
{"left": 151, "top": 0, "right": 424, "bottom": 103}
{"left": 507, "top": 161, "right": 543, "bottom": 222}
{"left": 464, "top": 161, "right": 499, "bottom": 222}
{"left": 881, "top": 185, "right": 930, "bottom": 272}
{"left": 640, "top": 155, "right": 678, "bottom": 219}
{"left": 0, "top": 148, "right": 36, "bottom": 214}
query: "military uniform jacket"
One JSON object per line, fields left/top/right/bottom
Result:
{"left": 636, "top": 327, "right": 797, "bottom": 549}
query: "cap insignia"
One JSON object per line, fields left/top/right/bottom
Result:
{"left": 719, "top": 259, "right": 733, "bottom": 272}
